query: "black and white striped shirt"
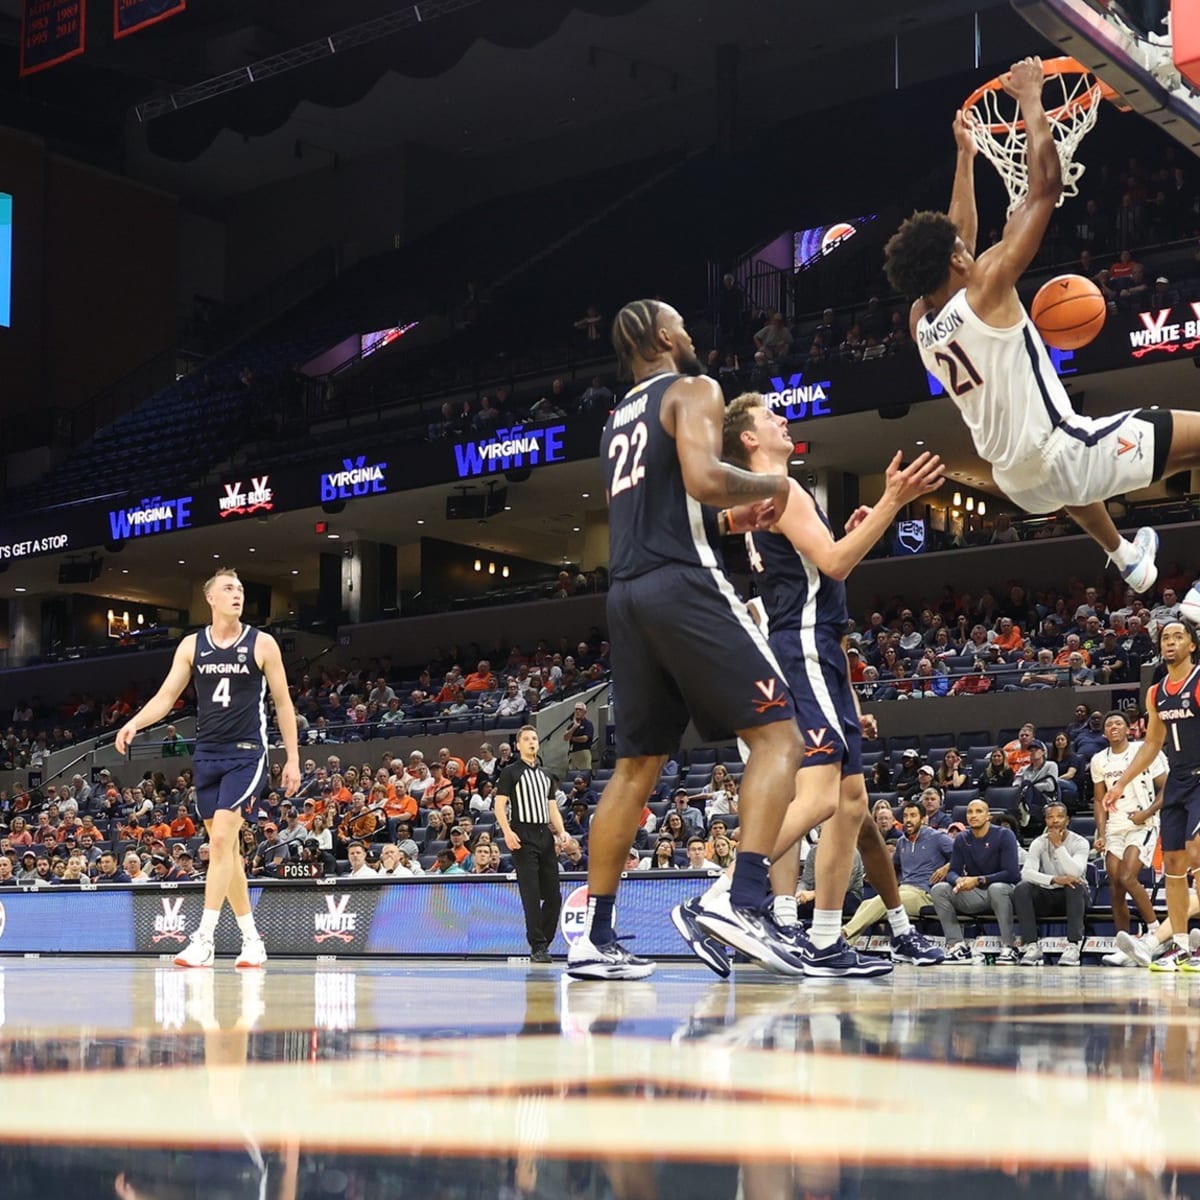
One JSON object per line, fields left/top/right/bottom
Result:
{"left": 495, "top": 759, "right": 554, "bottom": 826}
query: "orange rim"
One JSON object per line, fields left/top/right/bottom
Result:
{"left": 963, "top": 55, "right": 1119, "bottom": 134}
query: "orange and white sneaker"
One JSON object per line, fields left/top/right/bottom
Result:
{"left": 174, "top": 930, "right": 215, "bottom": 968}
{"left": 235, "top": 935, "right": 268, "bottom": 969}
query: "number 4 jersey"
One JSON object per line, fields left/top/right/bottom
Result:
{"left": 192, "top": 624, "right": 268, "bottom": 748}
{"left": 601, "top": 372, "right": 722, "bottom": 581}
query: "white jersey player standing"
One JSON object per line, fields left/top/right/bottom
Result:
{"left": 1090, "top": 710, "right": 1166, "bottom": 964}
{"left": 884, "top": 56, "right": 1200, "bottom": 596}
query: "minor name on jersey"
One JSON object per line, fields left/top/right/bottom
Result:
{"left": 917, "top": 308, "right": 964, "bottom": 349}
{"left": 196, "top": 662, "right": 252, "bottom": 676}
{"left": 611, "top": 395, "right": 648, "bottom": 429}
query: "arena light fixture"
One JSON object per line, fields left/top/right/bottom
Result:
{"left": 474, "top": 559, "right": 481, "bottom": 571}
{"left": 978, "top": 501, "right": 987, "bottom": 516}
{"left": 952, "top": 491, "right": 962, "bottom": 507}
{"left": 488, "top": 562, "right": 496, "bottom": 575}
{"left": 502, "top": 566, "right": 510, "bottom": 578}
{"left": 966, "top": 497, "right": 974, "bottom": 512}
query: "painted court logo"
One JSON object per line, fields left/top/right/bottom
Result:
{"left": 314, "top": 895, "right": 357, "bottom": 944}
{"left": 152, "top": 898, "right": 188, "bottom": 944}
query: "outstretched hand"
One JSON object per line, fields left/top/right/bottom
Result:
{"left": 953, "top": 108, "right": 977, "bottom": 158}
{"left": 844, "top": 506, "right": 872, "bottom": 535}
{"left": 1001, "top": 56, "right": 1045, "bottom": 105}
{"left": 883, "top": 450, "right": 944, "bottom": 507}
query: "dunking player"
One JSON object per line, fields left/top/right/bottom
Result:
{"left": 885, "top": 56, "right": 1200, "bottom": 596}
{"left": 116, "top": 567, "right": 300, "bottom": 967}
{"left": 1105, "top": 620, "right": 1200, "bottom": 971}
{"left": 673, "top": 393, "right": 946, "bottom": 977}
{"left": 566, "top": 300, "right": 805, "bottom": 980}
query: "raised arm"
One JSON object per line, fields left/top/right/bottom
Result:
{"left": 969, "top": 57, "right": 1062, "bottom": 320}
{"left": 115, "top": 635, "right": 196, "bottom": 754}
{"left": 667, "top": 376, "right": 789, "bottom": 512}
{"left": 948, "top": 110, "right": 978, "bottom": 255}
{"left": 771, "top": 451, "right": 943, "bottom": 582}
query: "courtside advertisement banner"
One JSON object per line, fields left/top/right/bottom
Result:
{"left": 3, "top": 876, "right": 695, "bottom": 957}
{"left": 20, "top": 0, "right": 86, "bottom": 77}
{"left": 114, "top": 0, "right": 184, "bottom": 38}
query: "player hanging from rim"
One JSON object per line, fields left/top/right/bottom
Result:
{"left": 884, "top": 56, "right": 1200, "bottom": 598}
{"left": 1090, "top": 709, "right": 1167, "bottom": 967}
{"left": 672, "top": 393, "right": 947, "bottom": 977}
{"left": 116, "top": 567, "right": 300, "bottom": 968}
{"left": 566, "top": 300, "right": 805, "bottom": 981}
{"left": 1105, "top": 619, "right": 1200, "bottom": 972}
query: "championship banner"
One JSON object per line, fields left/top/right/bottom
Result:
{"left": 19, "top": 0, "right": 86, "bottom": 77}
{"left": 113, "top": 0, "right": 183, "bottom": 38}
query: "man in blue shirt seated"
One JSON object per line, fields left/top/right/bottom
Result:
{"left": 843, "top": 800, "right": 953, "bottom": 944}
{"left": 930, "top": 799, "right": 1021, "bottom": 964}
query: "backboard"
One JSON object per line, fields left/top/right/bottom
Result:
{"left": 1012, "top": 0, "right": 1200, "bottom": 154}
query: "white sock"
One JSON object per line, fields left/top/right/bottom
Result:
{"left": 1148, "top": 920, "right": 1161, "bottom": 934}
{"left": 236, "top": 912, "right": 259, "bottom": 940}
{"left": 1110, "top": 538, "right": 1139, "bottom": 568}
{"left": 810, "top": 908, "right": 842, "bottom": 950}
{"left": 706, "top": 870, "right": 732, "bottom": 899}
{"left": 886, "top": 905, "right": 912, "bottom": 937}
{"left": 198, "top": 909, "right": 220, "bottom": 938}
{"left": 1175, "top": 934, "right": 1189, "bottom": 952}
{"left": 772, "top": 894, "right": 799, "bottom": 929}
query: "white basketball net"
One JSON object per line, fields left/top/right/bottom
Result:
{"left": 966, "top": 69, "right": 1105, "bottom": 216}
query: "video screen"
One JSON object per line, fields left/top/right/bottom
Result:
{"left": 361, "top": 320, "right": 418, "bottom": 358}
{"left": 0, "top": 193, "right": 11, "bottom": 327}
{"left": 793, "top": 213, "right": 876, "bottom": 272}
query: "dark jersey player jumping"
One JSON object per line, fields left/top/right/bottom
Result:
{"left": 566, "top": 299, "right": 806, "bottom": 981}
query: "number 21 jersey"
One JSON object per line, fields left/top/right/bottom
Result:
{"left": 916, "top": 288, "right": 1076, "bottom": 476}
{"left": 192, "top": 625, "right": 268, "bottom": 748}
{"left": 601, "top": 372, "right": 722, "bottom": 581}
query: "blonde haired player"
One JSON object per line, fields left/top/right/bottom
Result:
{"left": 116, "top": 568, "right": 300, "bottom": 967}
{"left": 885, "top": 57, "right": 1200, "bottom": 595}
{"left": 1091, "top": 710, "right": 1167, "bottom": 966}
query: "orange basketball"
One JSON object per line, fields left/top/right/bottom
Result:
{"left": 1030, "top": 273, "right": 1106, "bottom": 350}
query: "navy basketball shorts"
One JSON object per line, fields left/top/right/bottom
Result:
{"left": 1159, "top": 774, "right": 1200, "bottom": 853}
{"left": 768, "top": 624, "right": 861, "bottom": 778}
{"left": 193, "top": 744, "right": 267, "bottom": 822}
{"left": 607, "top": 563, "right": 796, "bottom": 759}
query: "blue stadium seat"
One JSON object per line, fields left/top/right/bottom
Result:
{"left": 719, "top": 745, "right": 744, "bottom": 764}
{"left": 982, "top": 786, "right": 1020, "bottom": 814}
{"left": 944, "top": 788, "right": 979, "bottom": 812}
{"left": 922, "top": 733, "right": 955, "bottom": 752}
{"left": 887, "top": 735, "right": 920, "bottom": 754}
{"left": 686, "top": 748, "right": 717, "bottom": 768}
{"left": 958, "top": 730, "right": 993, "bottom": 749}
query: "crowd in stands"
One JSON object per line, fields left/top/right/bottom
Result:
{"left": 845, "top": 568, "right": 1196, "bottom": 700}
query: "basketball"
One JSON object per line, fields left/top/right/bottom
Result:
{"left": 1030, "top": 273, "right": 1107, "bottom": 350}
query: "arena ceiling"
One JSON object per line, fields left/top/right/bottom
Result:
{"left": 0, "top": 0, "right": 1031, "bottom": 202}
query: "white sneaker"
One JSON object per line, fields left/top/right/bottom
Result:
{"left": 1117, "top": 527, "right": 1159, "bottom": 595}
{"left": 1019, "top": 944, "right": 1044, "bottom": 966}
{"left": 235, "top": 935, "right": 268, "bottom": 969}
{"left": 174, "top": 930, "right": 215, "bottom": 968}
{"left": 566, "top": 935, "right": 655, "bottom": 981}
{"left": 1116, "top": 929, "right": 1161, "bottom": 967}
{"left": 1058, "top": 941, "right": 1082, "bottom": 967}
{"left": 1103, "top": 949, "right": 1135, "bottom": 967}
{"left": 1178, "top": 583, "right": 1200, "bottom": 626}
{"left": 1191, "top": 928, "right": 1200, "bottom": 955}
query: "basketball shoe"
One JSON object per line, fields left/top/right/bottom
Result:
{"left": 1116, "top": 929, "right": 1168, "bottom": 967}
{"left": 800, "top": 935, "right": 894, "bottom": 978}
{"left": 671, "top": 897, "right": 732, "bottom": 979}
{"left": 1178, "top": 582, "right": 1200, "bottom": 627}
{"left": 566, "top": 935, "right": 655, "bottom": 981}
{"left": 174, "top": 929, "right": 215, "bottom": 968}
{"left": 692, "top": 889, "right": 805, "bottom": 977}
{"left": 891, "top": 930, "right": 945, "bottom": 965}
{"left": 235, "top": 935, "right": 268, "bottom": 969}
{"left": 1149, "top": 943, "right": 1188, "bottom": 973}
{"left": 1117, "top": 527, "right": 1159, "bottom": 595}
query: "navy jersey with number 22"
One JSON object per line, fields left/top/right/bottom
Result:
{"left": 601, "top": 372, "right": 722, "bottom": 581}
{"left": 192, "top": 625, "right": 268, "bottom": 749}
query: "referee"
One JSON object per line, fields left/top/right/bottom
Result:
{"left": 495, "top": 725, "right": 568, "bottom": 962}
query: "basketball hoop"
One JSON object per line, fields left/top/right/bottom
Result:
{"left": 963, "top": 56, "right": 1121, "bottom": 216}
